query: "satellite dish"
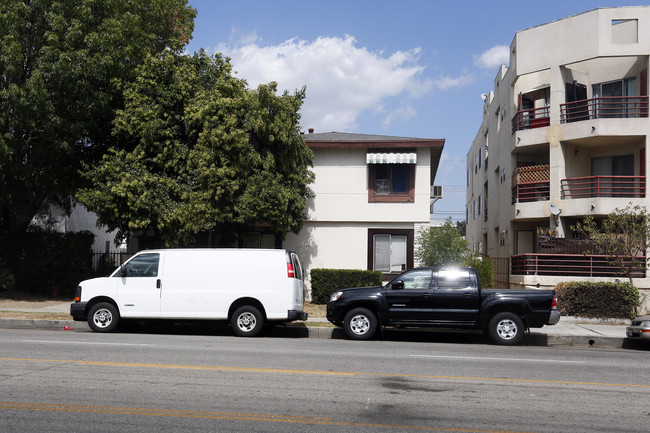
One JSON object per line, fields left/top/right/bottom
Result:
{"left": 549, "top": 202, "right": 562, "bottom": 216}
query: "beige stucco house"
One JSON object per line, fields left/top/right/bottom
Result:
{"left": 284, "top": 131, "right": 444, "bottom": 292}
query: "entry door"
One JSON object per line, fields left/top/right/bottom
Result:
{"left": 517, "top": 231, "right": 534, "bottom": 255}
{"left": 117, "top": 252, "right": 163, "bottom": 318}
{"left": 385, "top": 269, "right": 433, "bottom": 322}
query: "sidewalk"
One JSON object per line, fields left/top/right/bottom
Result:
{"left": 0, "top": 301, "right": 645, "bottom": 349}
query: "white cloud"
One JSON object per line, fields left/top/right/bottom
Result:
{"left": 381, "top": 104, "right": 417, "bottom": 128}
{"left": 474, "top": 45, "right": 510, "bottom": 69}
{"left": 434, "top": 73, "right": 475, "bottom": 90}
{"left": 214, "top": 35, "right": 433, "bottom": 132}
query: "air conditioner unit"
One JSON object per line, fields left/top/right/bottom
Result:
{"left": 430, "top": 185, "right": 443, "bottom": 199}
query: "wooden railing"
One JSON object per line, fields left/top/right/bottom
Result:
{"left": 511, "top": 254, "right": 646, "bottom": 278}
{"left": 560, "top": 96, "right": 649, "bottom": 123}
{"left": 512, "top": 106, "right": 550, "bottom": 133}
{"left": 561, "top": 176, "right": 645, "bottom": 199}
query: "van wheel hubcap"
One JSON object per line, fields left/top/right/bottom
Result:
{"left": 237, "top": 312, "right": 257, "bottom": 332}
{"left": 350, "top": 315, "right": 370, "bottom": 335}
{"left": 93, "top": 309, "right": 113, "bottom": 328}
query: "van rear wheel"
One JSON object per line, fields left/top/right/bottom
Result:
{"left": 231, "top": 306, "right": 264, "bottom": 337}
{"left": 88, "top": 302, "right": 119, "bottom": 333}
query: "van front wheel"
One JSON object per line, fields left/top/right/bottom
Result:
{"left": 231, "top": 306, "right": 264, "bottom": 337}
{"left": 88, "top": 302, "right": 119, "bottom": 333}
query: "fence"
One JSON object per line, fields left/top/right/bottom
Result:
{"left": 90, "top": 251, "right": 132, "bottom": 277}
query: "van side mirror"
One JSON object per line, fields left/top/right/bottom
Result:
{"left": 119, "top": 266, "right": 127, "bottom": 277}
{"left": 391, "top": 280, "right": 404, "bottom": 290}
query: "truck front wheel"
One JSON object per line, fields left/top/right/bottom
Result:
{"left": 488, "top": 312, "right": 524, "bottom": 345}
{"left": 231, "top": 306, "right": 264, "bottom": 337}
{"left": 88, "top": 302, "right": 120, "bottom": 333}
{"left": 343, "top": 307, "right": 377, "bottom": 340}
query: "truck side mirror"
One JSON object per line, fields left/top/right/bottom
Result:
{"left": 391, "top": 280, "right": 404, "bottom": 290}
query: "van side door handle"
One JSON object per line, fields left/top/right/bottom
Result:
{"left": 156, "top": 279, "right": 161, "bottom": 289}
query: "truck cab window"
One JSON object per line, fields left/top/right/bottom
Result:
{"left": 436, "top": 269, "right": 470, "bottom": 289}
{"left": 399, "top": 269, "right": 433, "bottom": 289}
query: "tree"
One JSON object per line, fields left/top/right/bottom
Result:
{"left": 416, "top": 218, "right": 469, "bottom": 266}
{"left": 76, "top": 50, "right": 314, "bottom": 247}
{"left": 571, "top": 204, "right": 650, "bottom": 282}
{"left": 0, "top": 0, "right": 195, "bottom": 264}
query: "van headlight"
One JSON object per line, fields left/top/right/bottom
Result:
{"left": 330, "top": 291, "right": 343, "bottom": 302}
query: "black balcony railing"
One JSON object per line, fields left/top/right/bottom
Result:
{"left": 560, "top": 96, "right": 649, "bottom": 123}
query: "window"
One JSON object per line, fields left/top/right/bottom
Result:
{"left": 436, "top": 269, "right": 471, "bottom": 289}
{"left": 592, "top": 78, "right": 636, "bottom": 118}
{"left": 368, "top": 164, "right": 415, "bottom": 202}
{"left": 400, "top": 269, "right": 433, "bottom": 289}
{"left": 120, "top": 253, "right": 159, "bottom": 277}
{"left": 368, "top": 229, "right": 414, "bottom": 273}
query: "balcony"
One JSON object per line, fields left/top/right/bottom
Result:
{"left": 512, "top": 106, "right": 550, "bottom": 133}
{"left": 560, "top": 96, "right": 649, "bottom": 123}
{"left": 511, "top": 165, "right": 550, "bottom": 204}
{"left": 512, "top": 253, "right": 646, "bottom": 278}
{"left": 561, "top": 176, "right": 646, "bottom": 199}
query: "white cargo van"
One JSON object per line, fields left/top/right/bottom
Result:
{"left": 70, "top": 249, "right": 307, "bottom": 336}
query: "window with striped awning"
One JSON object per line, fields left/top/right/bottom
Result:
{"left": 366, "top": 153, "right": 417, "bottom": 164}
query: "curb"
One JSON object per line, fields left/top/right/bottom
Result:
{"left": 0, "top": 318, "right": 640, "bottom": 349}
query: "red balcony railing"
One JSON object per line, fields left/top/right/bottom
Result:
{"left": 560, "top": 96, "right": 649, "bottom": 123}
{"left": 561, "top": 176, "right": 646, "bottom": 199}
{"left": 512, "top": 106, "right": 550, "bottom": 133}
{"left": 512, "top": 181, "right": 550, "bottom": 204}
{"left": 511, "top": 254, "right": 646, "bottom": 278}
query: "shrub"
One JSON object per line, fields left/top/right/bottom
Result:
{"left": 310, "top": 269, "right": 383, "bottom": 304}
{"left": 13, "top": 229, "right": 95, "bottom": 297}
{"left": 555, "top": 281, "right": 640, "bottom": 320}
{"left": 463, "top": 256, "right": 494, "bottom": 288}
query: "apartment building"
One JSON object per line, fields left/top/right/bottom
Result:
{"left": 466, "top": 7, "right": 650, "bottom": 304}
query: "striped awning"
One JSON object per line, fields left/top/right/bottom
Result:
{"left": 366, "top": 153, "right": 417, "bottom": 164}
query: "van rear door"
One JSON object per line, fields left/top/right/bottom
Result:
{"left": 117, "top": 252, "right": 163, "bottom": 318}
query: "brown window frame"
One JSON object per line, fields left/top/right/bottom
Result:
{"left": 368, "top": 164, "right": 415, "bottom": 202}
{"left": 367, "top": 229, "right": 414, "bottom": 279}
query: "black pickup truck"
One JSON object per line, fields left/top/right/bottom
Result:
{"left": 326, "top": 267, "right": 560, "bottom": 345}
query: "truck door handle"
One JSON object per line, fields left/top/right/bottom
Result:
{"left": 156, "top": 279, "right": 161, "bottom": 289}
{"left": 423, "top": 292, "right": 431, "bottom": 297}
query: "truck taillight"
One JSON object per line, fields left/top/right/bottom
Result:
{"left": 287, "top": 263, "right": 295, "bottom": 278}
{"left": 552, "top": 296, "right": 558, "bottom": 310}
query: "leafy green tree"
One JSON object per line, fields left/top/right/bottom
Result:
{"left": 571, "top": 204, "right": 650, "bottom": 283}
{"left": 416, "top": 218, "right": 470, "bottom": 266}
{"left": 77, "top": 51, "right": 314, "bottom": 247}
{"left": 0, "top": 0, "right": 195, "bottom": 266}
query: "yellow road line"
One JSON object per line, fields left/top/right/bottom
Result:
{"left": 1, "top": 357, "right": 649, "bottom": 389}
{"left": 0, "top": 401, "right": 529, "bottom": 433}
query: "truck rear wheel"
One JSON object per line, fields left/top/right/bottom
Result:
{"left": 488, "top": 312, "right": 524, "bottom": 345}
{"left": 231, "top": 306, "right": 264, "bottom": 337}
{"left": 87, "top": 302, "right": 119, "bottom": 333}
{"left": 343, "top": 307, "right": 377, "bottom": 340}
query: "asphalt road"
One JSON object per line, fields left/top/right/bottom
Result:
{"left": 1, "top": 327, "right": 648, "bottom": 432}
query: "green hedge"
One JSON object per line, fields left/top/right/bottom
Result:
{"left": 310, "top": 269, "right": 383, "bottom": 304}
{"left": 13, "top": 230, "right": 95, "bottom": 297}
{"left": 555, "top": 281, "right": 640, "bottom": 320}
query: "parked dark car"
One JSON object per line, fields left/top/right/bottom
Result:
{"left": 326, "top": 266, "right": 560, "bottom": 345}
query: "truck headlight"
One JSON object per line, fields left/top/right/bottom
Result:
{"left": 330, "top": 291, "right": 343, "bottom": 302}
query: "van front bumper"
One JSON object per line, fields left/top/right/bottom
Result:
{"left": 288, "top": 310, "right": 308, "bottom": 321}
{"left": 70, "top": 302, "right": 88, "bottom": 321}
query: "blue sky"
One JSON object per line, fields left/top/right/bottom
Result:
{"left": 185, "top": 1, "right": 649, "bottom": 222}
